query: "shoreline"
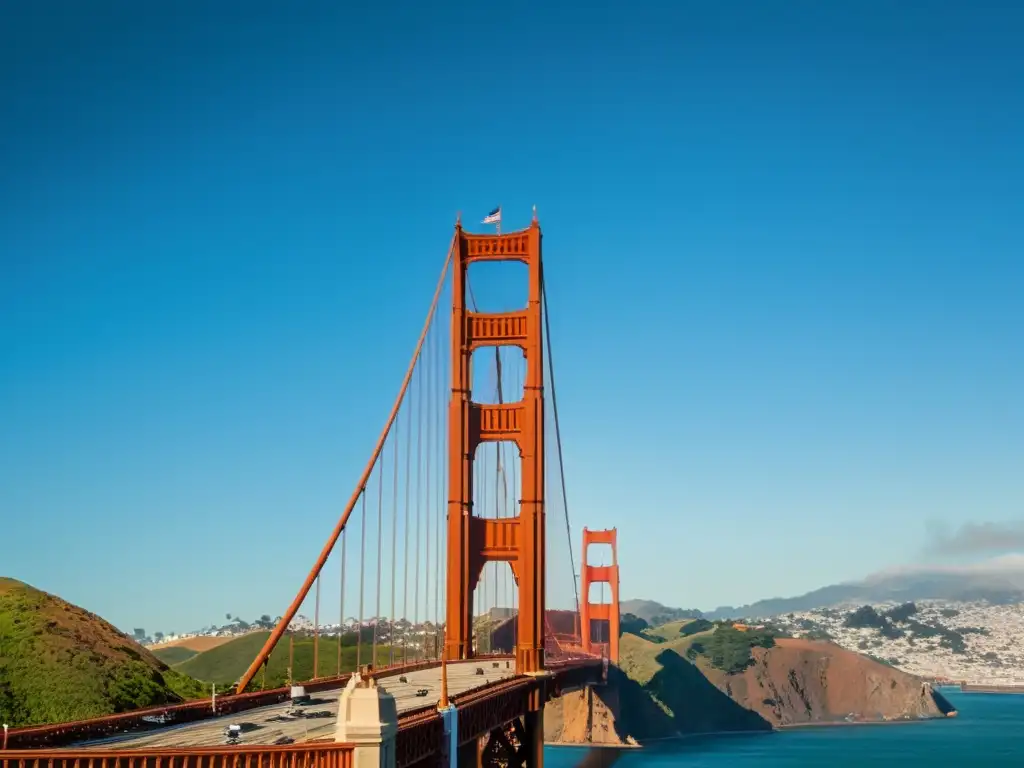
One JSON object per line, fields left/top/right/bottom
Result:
{"left": 546, "top": 714, "right": 953, "bottom": 749}
{"left": 776, "top": 714, "right": 952, "bottom": 730}
{"left": 545, "top": 741, "right": 641, "bottom": 749}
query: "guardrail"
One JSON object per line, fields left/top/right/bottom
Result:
{"left": 0, "top": 741, "right": 355, "bottom": 768}
{"left": 4, "top": 659, "right": 465, "bottom": 750}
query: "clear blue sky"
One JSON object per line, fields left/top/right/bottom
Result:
{"left": 1, "top": 1, "right": 1022, "bottom": 634}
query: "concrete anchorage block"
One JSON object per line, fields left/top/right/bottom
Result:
{"left": 335, "top": 673, "right": 399, "bottom": 768}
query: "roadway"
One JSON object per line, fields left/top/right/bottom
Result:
{"left": 75, "top": 661, "right": 517, "bottom": 749}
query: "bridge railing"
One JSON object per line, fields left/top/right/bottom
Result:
{"left": 3, "top": 659, "right": 453, "bottom": 750}
{"left": 0, "top": 741, "right": 355, "bottom": 768}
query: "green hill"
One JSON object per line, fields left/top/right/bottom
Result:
{"left": 176, "top": 630, "right": 399, "bottom": 688}
{"left": 0, "top": 577, "right": 209, "bottom": 727}
{"left": 151, "top": 646, "right": 199, "bottom": 665}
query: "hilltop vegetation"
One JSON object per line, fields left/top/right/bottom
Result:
{"left": 0, "top": 578, "right": 209, "bottom": 727}
{"left": 686, "top": 625, "right": 777, "bottom": 674}
{"left": 174, "top": 628, "right": 400, "bottom": 688}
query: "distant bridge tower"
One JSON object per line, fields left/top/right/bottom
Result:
{"left": 444, "top": 217, "right": 547, "bottom": 675}
{"left": 581, "top": 527, "right": 620, "bottom": 663}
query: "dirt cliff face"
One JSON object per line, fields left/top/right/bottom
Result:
{"left": 545, "top": 634, "right": 955, "bottom": 745}
{"left": 706, "top": 638, "right": 953, "bottom": 726}
{"left": 545, "top": 686, "right": 639, "bottom": 746}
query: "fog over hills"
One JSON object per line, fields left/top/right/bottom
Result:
{"left": 704, "top": 555, "right": 1024, "bottom": 620}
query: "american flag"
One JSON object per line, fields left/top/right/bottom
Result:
{"left": 482, "top": 206, "right": 501, "bottom": 225}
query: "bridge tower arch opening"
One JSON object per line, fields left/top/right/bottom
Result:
{"left": 445, "top": 217, "right": 546, "bottom": 675}
{"left": 581, "top": 527, "right": 620, "bottom": 663}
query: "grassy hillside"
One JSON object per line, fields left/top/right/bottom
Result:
{"left": 176, "top": 630, "right": 400, "bottom": 688}
{"left": 151, "top": 646, "right": 198, "bottom": 665}
{"left": 617, "top": 624, "right": 716, "bottom": 684}
{"left": 0, "top": 578, "right": 209, "bottom": 727}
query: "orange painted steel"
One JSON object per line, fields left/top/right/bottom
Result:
{"left": 394, "top": 659, "right": 603, "bottom": 767}
{"left": 580, "top": 527, "right": 620, "bottom": 663}
{"left": 234, "top": 234, "right": 458, "bottom": 694}
{"left": 0, "top": 742, "right": 355, "bottom": 768}
{"left": 445, "top": 217, "right": 547, "bottom": 675}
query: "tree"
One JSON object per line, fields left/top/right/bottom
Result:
{"left": 132, "top": 628, "right": 146, "bottom": 641}
{"left": 680, "top": 618, "right": 714, "bottom": 637}
{"left": 620, "top": 613, "right": 649, "bottom": 636}
{"left": 226, "top": 613, "right": 232, "bottom": 621}
{"left": 260, "top": 614, "right": 272, "bottom": 626}
{"left": 885, "top": 602, "right": 918, "bottom": 623}
{"left": 153, "top": 632, "right": 164, "bottom": 643}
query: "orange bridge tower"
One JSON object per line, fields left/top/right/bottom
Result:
{"left": 580, "top": 527, "right": 620, "bottom": 663}
{"left": 444, "top": 216, "right": 547, "bottom": 675}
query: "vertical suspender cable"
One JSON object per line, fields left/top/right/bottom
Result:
{"left": 434, "top": 299, "right": 445, "bottom": 657}
{"left": 493, "top": 346, "right": 504, "bottom": 650}
{"left": 414, "top": 356, "right": 423, "bottom": 657}
{"left": 390, "top": 401, "right": 400, "bottom": 665}
{"left": 424, "top": 323, "right": 433, "bottom": 659}
{"left": 313, "top": 574, "right": 321, "bottom": 678}
{"left": 357, "top": 489, "right": 367, "bottom": 669}
{"left": 339, "top": 528, "right": 347, "bottom": 674}
{"left": 374, "top": 434, "right": 384, "bottom": 667}
{"left": 402, "top": 388, "right": 412, "bottom": 663}
{"left": 542, "top": 270, "right": 580, "bottom": 621}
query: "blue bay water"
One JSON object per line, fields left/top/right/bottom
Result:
{"left": 545, "top": 691, "right": 1024, "bottom": 767}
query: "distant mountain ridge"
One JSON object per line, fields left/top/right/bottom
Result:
{"left": 705, "top": 557, "right": 1024, "bottom": 620}
{"left": 620, "top": 599, "right": 703, "bottom": 624}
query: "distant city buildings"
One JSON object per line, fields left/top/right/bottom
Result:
{"left": 766, "top": 600, "right": 1024, "bottom": 686}
{"left": 138, "top": 612, "right": 457, "bottom": 647}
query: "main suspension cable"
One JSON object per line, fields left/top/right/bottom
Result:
{"left": 236, "top": 234, "right": 455, "bottom": 692}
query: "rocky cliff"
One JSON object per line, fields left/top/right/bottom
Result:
{"left": 545, "top": 629, "right": 955, "bottom": 745}
{"left": 705, "top": 637, "right": 955, "bottom": 726}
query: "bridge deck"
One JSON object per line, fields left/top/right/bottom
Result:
{"left": 73, "top": 661, "right": 515, "bottom": 749}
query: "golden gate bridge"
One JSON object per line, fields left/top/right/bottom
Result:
{"left": 2, "top": 215, "right": 623, "bottom": 768}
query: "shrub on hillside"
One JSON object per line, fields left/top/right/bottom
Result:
{"left": 620, "top": 613, "right": 650, "bottom": 636}
{"left": 679, "top": 619, "right": 714, "bottom": 637}
{"left": 686, "top": 627, "right": 777, "bottom": 674}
